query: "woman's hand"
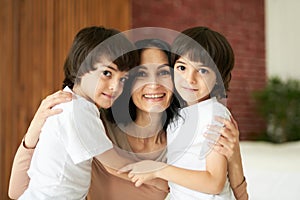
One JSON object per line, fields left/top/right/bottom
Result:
{"left": 207, "top": 115, "right": 241, "bottom": 162}
{"left": 207, "top": 115, "right": 246, "bottom": 190}
{"left": 24, "top": 90, "right": 72, "bottom": 148}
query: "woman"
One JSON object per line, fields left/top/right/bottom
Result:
{"left": 9, "top": 39, "right": 248, "bottom": 200}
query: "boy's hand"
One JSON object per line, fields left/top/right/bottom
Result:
{"left": 118, "top": 160, "right": 167, "bottom": 187}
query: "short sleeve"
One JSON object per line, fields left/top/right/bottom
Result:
{"left": 58, "top": 97, "right": 113, "bottom": 164}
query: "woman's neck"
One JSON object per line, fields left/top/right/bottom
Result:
{"left": 123, "top": 110, "right": 167, "bottom": 153}
{"left": 134, "top": 110, "right": 165, "bottom": 137}
{"left": 125, "top": 127, "right": 166, "bottom": 154}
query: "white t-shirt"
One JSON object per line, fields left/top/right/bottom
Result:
{"left": 167, "top": 97, "right": 235, "bottom": 200}
{"left": 19, "top": 87, "right": 113, "bottom": 200}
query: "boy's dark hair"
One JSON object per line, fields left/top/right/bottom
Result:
{"left": 171, "top": 26, "right": 235, "bottom": 99}
{"left": 107, "top": 39, "right": 180, "bottom": 131}
{"left": 62, "top": 26, "right": 139, "bottom": 89}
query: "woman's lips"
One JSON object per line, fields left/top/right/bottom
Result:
{"left": 143, "top": 93, "right": 165, "bottom": 98}
{"left": 142, "top": 93, "right": 166, "bottom": 101}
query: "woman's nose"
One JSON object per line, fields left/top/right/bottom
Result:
{"left": 145, "top": 81, "right": 160, "bottom": 89}
{"left": 141, "top": 72, "right": 160, "bottom": 86}
{"left": 148, "top": 73, "right": 158, "bottom": 83}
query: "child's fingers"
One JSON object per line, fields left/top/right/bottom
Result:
{"left": 131, "top": 175, "right": 139, "bottom": 183}
{"left": 128, "top": 171, "right": 134, "bottom": 178}
{"left": 135, "top": 178, "right": 144, "bottom": 187}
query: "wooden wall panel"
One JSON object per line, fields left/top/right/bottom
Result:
{"left": 0, "top": 0, "right": 17, "bottom": 199}
{"left": 0, "top": 0, "right": 131, "bottom": 199}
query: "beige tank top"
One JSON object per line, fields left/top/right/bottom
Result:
{"left": 87, "top": 120, "right": 168, "bottom": 200}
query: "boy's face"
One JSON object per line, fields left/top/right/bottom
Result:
{"left": 78, "top": 59, "right": 128, "bottom": 109}
{"left": 174, "top": 57, "right": 216, "bottom": 106}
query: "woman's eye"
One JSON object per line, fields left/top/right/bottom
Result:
{"left": 103, "top": 70, "right": 112, "bottom": 77}
{"left": 158, "top": 69, "right": 171, "bottom": 76}
{"left": 198, "top": 68, "right": 209, "bottom": 75}
{"left": 136, "top": 71, "right": 147, "bottom": 77}
{"left": 176, "top": 65, "right": 186, "bottom": 71}
{"left": 120, "top": 77, "right": 128, "bottom": 84}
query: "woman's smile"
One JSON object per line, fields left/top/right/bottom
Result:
{"left": 143, "top": 93, "right": 166, "bottom": 100}
{"left": 132, "top": 48, "right": 173, "bottom": 113}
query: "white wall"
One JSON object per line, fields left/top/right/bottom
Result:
{"left": 266, "top": 0, "right": 300, "bottom": 80}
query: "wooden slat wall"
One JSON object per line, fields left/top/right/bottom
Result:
{"left": 0, "top": 0, "right": 131, "bottom": 199}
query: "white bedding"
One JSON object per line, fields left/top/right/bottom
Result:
{"left": 240, "top": 141, "right": 300, "bottom": 200}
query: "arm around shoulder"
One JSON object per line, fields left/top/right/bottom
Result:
{"left": 8, "top": 137, "right": 35, "bottom": 199}
{"left": 232, "top": 177, "right": 248, "bottom": 200}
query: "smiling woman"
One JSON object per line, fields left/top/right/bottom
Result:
{"left": 109, "top": 39, "right": 181, "bottom": 135}
{"left": 131, "top": 48, "right": 174, "bottom": 114}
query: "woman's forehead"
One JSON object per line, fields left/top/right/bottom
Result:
{"left": 140, "top": 48, "right": 168, "bottom": 64}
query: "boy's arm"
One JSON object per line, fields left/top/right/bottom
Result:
{"left": 119, "top": 151, "right": 227, "bottom": 194}
{"left": 157, "top": 150, "right": 227, "bottom": 194}
{"left": 104, "top": 165, "right": 169, "bottom": 192}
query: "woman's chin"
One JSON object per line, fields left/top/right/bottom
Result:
{"left": 146, "top": 105, "right": 167, "bottom": 113}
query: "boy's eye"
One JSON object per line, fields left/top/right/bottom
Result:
{"left": 103, "top": 70, "right": 112, "bottom": 77}
{"left": 176, "top": 65, "right": 186, "bottom": 71}
{"left": 198, "top": 68, "right": 209, "bottom": 75}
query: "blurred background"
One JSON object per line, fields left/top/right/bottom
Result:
{"left": 1, "top": 0, "right": 299, "bottom": 199}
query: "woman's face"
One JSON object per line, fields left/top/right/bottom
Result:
{"left": 131, "top": 48, "right": 174, "bottom": 113}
